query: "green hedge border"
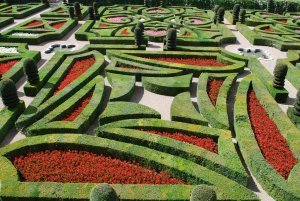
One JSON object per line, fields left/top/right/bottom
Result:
{"left": 0, "top": 3, "right": 48, "bottom": 19}
{"left": 41, "top": 4, "right": 88, "bottom": 20}
{"left": 0, "top": 17, "right": 13, "bottom": 29}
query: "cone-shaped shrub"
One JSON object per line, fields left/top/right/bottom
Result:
{"left": 190, "top": 185, "right": 217, "bottom": 201}
{"left": 213, "top": 5, "right": 220, "bottom": 24}
{"left": 23, "top": 58, "right": 40, "bottom": 85}
{"left": 0, "top": 78, "right": 19, "bottom": 108}
{"left": 217, "top": 7, "right": 225, "bottom": 23}
{"left": 267, "top": 0, "right": 274, "bottom": 13}
{"left": 166, "top": 28, "right": 176, "bottom": 50}
{"left": 63, "top": 0, "right": 67, "bottom": 5}
{"left": 273, "top": 62, "right": 288, "bottom": 89}
{"left": 293, "top": 90, "right": 300, "bottom": 116}
{"left": 167, "top": 24, "right": 173, "bottom": 30}
{"left": 239, "top": 9, "right": 246, "bottom": 24}
{"left": 74, "top": 2, "right": 81, "bottom": 19}
{"left": 144, "top": 0, "right": 148, "bottom": 7}
{"left": 213, "top": 5, "right": 220, "bottom": 13}
{"left": 136, "top": 22, "right": 144, "bottom": 32}
{"left": 69, "top": 7, "right": 75, "bottom": 19}
{"left": 90, "top": 183, "right": 118, "bottom": 201}
{"left": 134, "top": 28, "right": 143, "bottom": 48}
{"left": 93, "top": 2, "right": 98, "bottom": 13}
{"left": 160, "top": 0, "right": 164, "bottom": 7}
{"left": 41, "top": 0, "right": 49, "bottom": 6}
{"left": 232, "top": 4, "right": 240, "bottom": 25}
{"left": 88, "top": 6, "right": 95, "bottom": 20}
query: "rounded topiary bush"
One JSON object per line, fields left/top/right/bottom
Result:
{"left": 166, "top": 28, "right": 176, "bottom": 50}
{"left": 190, "top": 185, "right": 217, "bottom": 201}
{"left": 134, "top": 27, "right": 143, "bottom": 48}
{"left": 294, "top": 90, "right": 300, "bottom": 116}
{"left": 239, "top": 9, "right": 246, "bottom": 24}
{"left": 217, "top": 7, "right": 225, "bottom": 23}
{"left": 89, "top": 6, "right": 95, "bottom": 20}
{"left": 69, "top": 6, "right": 75, "bottom": 19}
{"left": 23, "top": 58, "right": 40, "bottom": 85}
{"left": 90, "top": 183, "right": 119, "bottom": 201}
{"left": 232, "top": 4, "right": 240, "bottom": 25}
{"left": 273, "top": 62, "right": 288, "bottom": 89}
{"left": 0, "top": 78, "right": 19, "bottom": 108}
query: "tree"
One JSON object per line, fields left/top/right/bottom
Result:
{"left": 239, "top": 9, "right": 246, "bottom": 24}
{"left": 68, "top": 6, "right": 75, "bottom": 19}
{"left": 134, "top": 28, "right": 143, "bottom": 48}
{"left": 166, "top": 28, "right": 177, "bottom": 50}
{"left": 93, "top": 2, "right": 98, "bottom": 14}
{"left": 232, "top": 4, "right": 241, "bottom": 25}
{"left": 88, "top": 6, "right": 95, "bottom": 20}
{"left": 74, "top": 2, "right": 82, "bottom": 19}
{"left": 273, "top": 62, "right": 288, "bottom": 89}
{"left": 267, "top": 0, "right": 274, "bottom": 13}
{"left": 213, "top": 5, "right": 220, "bottom": 24}
{"left": 217, "top": 7, "right": 225, "bottom": 24}
{"left": 0, "top": 78, "right": 19, "bottom": 108}
{"left": 23, "top": 58, "right": 40, "bottom": 85}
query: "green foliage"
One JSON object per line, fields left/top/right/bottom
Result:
{"left": 0, "top": 78, "right": 19, "bottom": 108}
{"left": 136, "top": 22, "right": 144, "bottom": 32}
{"left": 213, "top": 5, "right": 220, "bottom": 24}
{"left": 232, "top": 4, "right": 240, "bottom": 25}
{"left": 213, "top": 5, "right": 220, "bottom": 12}
{"left": 90, "top": 183, "right": 119, "bottom": 201}
{"left": 93, "top": 1, "right": 98, "bottom": 12}
{"left": 267, "top": 0, "right": 274, "bottom": 13}
{"left": 217, "top": 7, "right": 225, "bottom": 23}
{"left": 74, "top": 2, "right": 82, "bottom": 18}
{"left": 166, "top": 28, "right": 177, "bottom": 50}
{"left": 273, "top": 62, "right": 288, "bottom": 89}
{"left": 167, "top": 23, "right": 173, "bottom": 30}
{"left": 294, "top": 90, "right": 300, "bottom": 116}
{"left": 134, "top": 28, "right": 143, "bottom": 48}
{"left": 69, "top": 6, "right": 75, "bottom": 19}
{"left": 88, "top": 6, "right": 95, "bottom": 20}
{"left": 23, "top": 58, "right": 40, "bottom": 85}
{"left": 160, "top": 0, "right": 164, "bottom": 7}
{"left": 190, "top": 185, "right": 217, "bottom": 201}
{"left": 239, "top": 9, "right": 246, "bottom": 24}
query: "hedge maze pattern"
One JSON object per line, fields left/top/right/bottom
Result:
{"left": 0, "top": 3, "right": 300, "bottom": 201}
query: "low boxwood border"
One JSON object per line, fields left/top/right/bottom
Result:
{"left": 0, "top": 17, "right": 13, "bottom": 29}
{"left": 234, "top": 74, "right": 300, "bottom": 201}
{"left": 0, "top": 3, "right": 48, "bottom": 19}
{"left": 41, "top": 4, "right": 88, "bottom": 20}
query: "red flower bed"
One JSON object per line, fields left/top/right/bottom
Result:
{"left": 278, "top": 19, "right": 287, "bottom": 24}
{"left": 131, "top": 7, "right": 137, "bottom": 10}
{"left": 247, "top": 89, "right": 298, "bottom": 179}
{"left": 263, "top": 28, "right": 275, "bottom": 33}
{"left": 13, "top": 150, "right": 187, "bottom": 184}
{"left": 62, "top": 92, "right": 93, "bottom": 121}
{"left": 51, "top": 22, "right": 66, "bottom": 29}
{"left": 57, "top": 9, "right": 65, "bottom": 13}
{"left": 142, "top": 130, "right": 218, "bottom": 154}
{"left": 24, "top": 20, "right": 42, "bottom": 27}
{"left": 207, "top": 79, "right": 224, "bottom": 106}
{"left": 99, "top": 23, "right": 107, "bottom": 27}
{"left": 0, "top": 60, "right": 20, "bottom": 75}
{"left": 121, "top": 29, "right": 129, "bottom": 35}
{"left": 149, "top": 57, "right": 226, "bottom": 67}
{"left": 184, "top": 32, "right": 191, "bottom": 37}
{"left": 54, "top": 57, "right": 95, "bottom": 94}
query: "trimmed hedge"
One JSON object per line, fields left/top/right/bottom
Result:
{"left": 26, "top": 76, "right": 105, "bottom": 136}
{"left": 171, "top": 92, "right": 208, "bottom": 126}
{"left": 234, "top": 75, "right": 300, "bottom": 201}
{"left": 197, "top": 73, "right": 237, "bottom": 130}
{"left": 99, "top": 102, "right": 161, "bottom": 125}
{"left": 142, "top": 73, "right": 193, "bottom": 96}
{"left": 16, "top": 51, "right": 106, "bottom": 130}
{"left": 107, "top": 72, "right": 135, "bottom": 101}
{"left": 41, "top": 4, "right": 89, "bottom": 20}
{"left": 0, "top": 18, "right": 77, "bottom": 45}
{"left": 0, "top": 3, "right": 48, "bottom": 19}
{"left": 0, "top": 17, "right": 13, "bottom": 29}
{"left": 0, "top": 134, "right": 257, "bottom": 200}
{"left": 0, "top": 43, "right": 41, "bottom": 83}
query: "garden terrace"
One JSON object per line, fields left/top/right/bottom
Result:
{"left": 0, "top": 3, "right": 48, "bottom": 19}
{"left": 41, "top": 4, "right": 89, "bottom": 20}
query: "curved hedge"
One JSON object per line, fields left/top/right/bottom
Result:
{"left": 41, "top": 4, "right": 89, "bottom": 20}
{"left": 234, "top": 75, "right": 300, "bottom": 201}
{"left": 0, "top": 17, "right": 13, "bottom": 29}
{"left": 0, "top": 3, "right": 48, "bottom": 19}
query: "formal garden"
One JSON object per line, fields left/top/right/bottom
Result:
{"left": 0, "top": 0, "right": 300, "bottom": 200}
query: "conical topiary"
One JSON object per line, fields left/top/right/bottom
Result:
{"left": 273, "top": 62, "right": 288, "bottom": 89}
{"left": 93, "top": 2, "right": 98, "bottom": 14}
{"left": 90, "top": 183, "right": 119, "bottom": 201}
{"left": 144, "top": 0, "right": 148, "bottom": 7}
{"left": 69, "top": 6, "right": 75, "bottom": 19}
{"left": 88, "top": 6, "right": 95, "bottom": 20}
{"left": 166, "top": 28, "right": 176, "bottom": 50}
{"left": 213, "top": 5, "right": 220, "bottom": 13}
{"left": 23, "top": 58, "right": 40, "bottom": 85}
{"left": 160, "top": 0, "right": 164, "bottom": 7}
{"left": 293, "top": 90, "right": 300, "bottom": 116}
{"left": 0, "top": 78, "right": 19, "bottom": 108}
{"left": 134, "top": 28, "right": 143, "bottom": 48}
{"left": 267, "top": 0, "right": 274, "bottom": 13}
{"left": 136, "top": 22, "right": 144, "bottom": 32}
{"left": 41, "top": 0, "right": 49, "bottom": 6}
{"left": 213, "top": 5, "right": 220, "bottom": 24}
{"left": 232, "top": 4, "right": 240, "bottom": 25}
{"left": 190, "top": 185, "right": 217, "bottom": 201}
{"left": 167, "top": 23, "right": 173, "bottom": 30}
{"left": 239, "top": 9, "right": 246, "bottom": 24}
{"left": 217, "top": 7, "right": 225, "bottom": 23}
{"left": 74, "top": 2, "right": 82, "bottom": 19}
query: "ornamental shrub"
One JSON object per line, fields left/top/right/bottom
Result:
{"left": 69, "top": 7, "right": 75, "bottom": 19}
{"left": 88, "top": 6, "right": 95, "bottom": 20}
{"left": 0, "top": 78, "right": 19, "bottom": 108}
{"left": 213, "top": 5, "right": 220, "bottom": 24}
{"left": 160, "top": 0, "right": 164, "bottom": 7}
{"left": 166, "top": 28, "right": 177, "bottom": 50}
{"left": 217, "top": 7, "right": 225, "bottom": 23}
{"left": 232, "top": 4, "right": 241, "bottom": 25}
{"left": 63, "top": 0, "right": 67, "bottom": 5}
{"left": 41, "top": 0, "right": 49, "bottom": 6}
{"left": 273, "top": 62, "right": 288, "bottom": 89}
{"left": 90, "top": 183, "right": 119, "bottom": 201}
{"left": 74, "top": 2, "right": 82, "bottom": 18}
{"left": 134, "top": 28, "right": 143, "bottom": 48}
{"left": 167, "top": 23, "right": 173, "bottom": 30}
{"left": 267, "top": 0, "right": 274, "bottom": 13}
{"left": 239, "top": 9, "right": 246, "bottom": 24}
{"left": 144, "top": 0, "right": 148, "bottom": 7}
{"left": 190, "top": 185, "right": 217, "bottom": 201}
{"left": 93, "top": 2, "right": 98, "bottom": 13}
{"left": 213, "top": 5, "right": 220, "bottom": 13}
{"left": 293, "top": 90, "right": 300, "bottom": 116}
{"left": 23, "top": 58, "right": 40, "bottom": 85}
{"left": 136, "top": 22, "right": 144, "bottom": 32}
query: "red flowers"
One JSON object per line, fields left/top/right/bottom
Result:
{"left": 62, "top": 92, "right": 93, "bottom": 121}
{"left": 54, "top": 57, "right": 95, "bottom": 94}
{"left": 121, "top": 29, "right": 129, "bottom": 35}
{"left": 149, "top": 57, "right": 226, "bottom": 67}
{"left": 142, "top": 130, "right": 218, "bottom": 154}
{"left": 263, "top": 28, "right": 275, "bottom": 33}
{"left": 51, "top": 22, "right": 66, "bottom": 29}
{"left": 0, "top": 60, "right": 19, "bottom": 75}
{"left": 184, "top": 32, "right": 191, "bottom": 37}
{"left": 247, "top": 89, "right": 298, "bottom": 179}
{"left": 99, "top": 23, "right": 107, "bottom": 27}
{"left": 13, "top": 150, "right": 187, "bottom": 184}
{"left": 23, "top": 20, "right": 42, "bottom": 27}
{"left": 207, "top": 79, "right": 224, "bottom": 106}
